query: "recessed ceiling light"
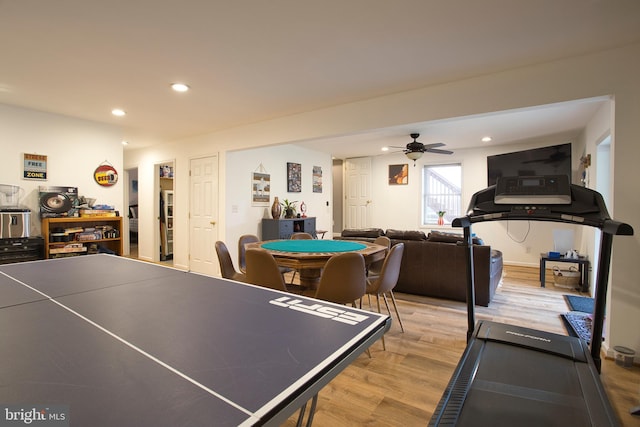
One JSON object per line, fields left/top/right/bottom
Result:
{"left": 121, "top": 140, "right": 129, "bottom": 146}
{"left": 111, "top": 109, "right": 126, "bottom": 117}
{"left": 381, "top": 147, "right": 389, "bottom": 152}
{"left": 171, "top": 83, "right": 190, "bottom": 92}
{"left": 481, "top": 136, "right": 492, "bottom": 142}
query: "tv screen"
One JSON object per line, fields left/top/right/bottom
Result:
{"left": 487, "top": 143, "right": 572, "bottom": 186}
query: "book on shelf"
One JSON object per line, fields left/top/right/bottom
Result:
{"left": 50, "top": 245, "right": 88, "bottom": 254}
{"left": 64, "top": 227, "right": 84, "bottom": 234}
{"left": 77, "top": 233, "right": 100, "bottom": 241}
{"left": 79, "top": 208, "right": 116, "bottom": 217}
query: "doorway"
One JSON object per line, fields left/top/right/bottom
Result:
{"left": 344, "top": 157, "right": 372, "bottom": 229}
{"left": 126, "top": 167, "right": 139, "bottom": 258}
{"left": 158, "top": 161, "right": 174, "bottom": 266}
{"left": 189, "top": 155, "right": 219, "bottom": 276}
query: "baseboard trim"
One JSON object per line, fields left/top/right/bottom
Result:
{"left": 503, "top": 260, "right": 539, "bottom": 268}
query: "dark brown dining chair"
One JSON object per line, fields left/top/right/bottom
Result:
{"left": 214, "top": 241, "right": 247, "bottom": 282}
{"left": 291, "top": 232, "right": 313, "bottom": 240}
{"left": 364, "top": 243, "right": 405, "bottom": 350}
{"left": 244, "top": 248, "right": 289, "bottom": 292}
{"left": 314, "top": 252, "right": 367, "bottom": 307}
{"left": 238, "top": 234, "right": 259, "bottom": 274}
{"left": 367, "top": 236, "right": 391, "bottom": 281}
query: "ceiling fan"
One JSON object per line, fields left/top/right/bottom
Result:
{"left": 390, "top": 133, "right": 453, "bottom": 163}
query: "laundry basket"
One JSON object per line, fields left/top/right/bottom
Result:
{"left": 553, "top": 266, "right": 580, "bottom": 289}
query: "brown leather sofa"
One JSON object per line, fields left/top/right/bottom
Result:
{"left": 337, "top": 229, "right": 503, "bottom": 306}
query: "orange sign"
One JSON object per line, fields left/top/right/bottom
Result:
{"left": 94, "top": 164, "right": 118, "bottom": 187}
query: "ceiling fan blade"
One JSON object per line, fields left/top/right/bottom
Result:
{"left": 388, "top": 145, "right": 407, "bottom": 149}
{"left": 423, "top": 142, "right": 446, "bottom": 149}
{"left": 425, "top": 148, "right": 453, "bottom": 155}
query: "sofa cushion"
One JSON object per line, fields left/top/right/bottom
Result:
{"left": 427, "top": 231, "right": 462, "bottom": 243}
{"left": 427, "top": 231, "right": 484, "bottom": 245}
{"left": 385, "top": 229, "right": 426, "bottom": 241}
{"left": 340, "top": 228, "right": 384, "bottom": 238}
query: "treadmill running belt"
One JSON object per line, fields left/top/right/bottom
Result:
{"left": 429, "top": 321, "right": 619, "bottom": 427}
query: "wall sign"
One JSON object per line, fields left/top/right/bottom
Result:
{"left": 94, "top": 163, "right": 118, "bottom": 187}
{"left": 23, "top": 153, "right": 48, "bottom": 180}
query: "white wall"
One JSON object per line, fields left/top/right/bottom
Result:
{"left": 365, "top": 133, "right": 589, "bottom": 267}
{"left": 0, "top": 104, "right": 123, "bottom": 236}
{"left": 225, "top": 145, "right": 332, "bottom": 264}
{"left": 124, "top": 135, "right": 332, "bottom": 270}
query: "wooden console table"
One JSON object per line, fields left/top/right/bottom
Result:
{"left": 261, "top": 217, "right": 316, "bottom": 240}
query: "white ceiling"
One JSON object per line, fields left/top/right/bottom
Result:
{"left": 294, "top": 98, "right": 608, "bottom": 159}
{"left": 1, "top": 1, "right": 639, "bottom": 158}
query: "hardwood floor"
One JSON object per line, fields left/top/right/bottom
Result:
{"left": 284, "top": 265, "right": 640, "bottom": 426}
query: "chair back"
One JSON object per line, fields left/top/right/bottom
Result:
{"left": 314, "top": 252, "right": 366, "bottom": 305}
{"left": 369, "top": 243, "right": 404, "bottom": 294}
{"left": 245, "top": 248, "right": 288, "bottom": 292}
{"left": 368, "top": 236, "right": 391, "bottom": 275}
{"left": 238, "top": 234, "right": 259, "bottom": 273}
{"left": 215, "top": 241, "right": 246, "bottom": 282}
{"left": 291, "top": 232, "right": 313, "bottom": 240}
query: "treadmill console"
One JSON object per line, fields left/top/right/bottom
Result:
{"left": 494, "top": 175, "right": 571, "bottom": 205}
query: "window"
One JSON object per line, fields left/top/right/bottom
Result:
{"left": 422, "top": 164, "right": 462, "bottom": 225}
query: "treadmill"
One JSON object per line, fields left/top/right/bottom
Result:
{"left": 429, "top": 176, "right": 634, "bottom": 427}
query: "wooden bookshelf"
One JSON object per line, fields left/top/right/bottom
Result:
{"left": 42, "top": 216, "right": 123, "bottom": 258}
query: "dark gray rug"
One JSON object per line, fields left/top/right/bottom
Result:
{"left": 563, "top": 294, "right": 594, "bottom": 313}
{"left": 561, "top": 311, "right": 592, "bottom": 343}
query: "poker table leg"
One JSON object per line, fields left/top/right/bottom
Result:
{"left": 299, "top": 268, "right": 321, "bottom": 290}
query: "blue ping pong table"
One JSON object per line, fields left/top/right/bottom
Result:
{"left": 0, "top": 254, "right": 390, "bottom": 426}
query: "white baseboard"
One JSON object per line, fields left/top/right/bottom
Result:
{"left": 503, "top": 260, "right": 539, "bottom": 268}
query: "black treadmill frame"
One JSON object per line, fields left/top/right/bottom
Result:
{"left": 453, "top": 183, "right": 633, "bottom": 371}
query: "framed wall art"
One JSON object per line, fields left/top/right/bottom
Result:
{"left": 287, "top": 162, "right": 301, "bottom": 192}
{"left": 251, "top": 171, "right": 271, "bottom": 206}
{"left": 388, "top": 164, "right": 408, "bottom": 185}
{"left": 312, "top": 166, "right": 322, "bottom": 193}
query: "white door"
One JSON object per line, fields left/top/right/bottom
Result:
{"left": 344, "top": 157, "right": 372, "bottom": 229}
{"left": 189, "top": 155, "right": 219, "bottom": 275}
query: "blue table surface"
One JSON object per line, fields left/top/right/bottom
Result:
{"left": 261, "top": 240, "right": 367, "bottom": 253}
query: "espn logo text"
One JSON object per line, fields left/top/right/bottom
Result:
{"left": 269, "top": 297, "right": 369, "bottom": 325}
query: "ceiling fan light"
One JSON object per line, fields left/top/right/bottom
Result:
{"left": 406, "top": 151, "right": 423, "bottom": 161}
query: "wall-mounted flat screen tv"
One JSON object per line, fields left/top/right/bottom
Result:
{"left": 487, "top": 143, "right": 572, "bottom": 186}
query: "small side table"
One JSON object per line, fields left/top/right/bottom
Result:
{"left": 540, "top": 253, "right": 590, "bottom": 292}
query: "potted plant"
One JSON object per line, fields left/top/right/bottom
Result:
{"left": 437, "top": 211, "right": 446, "bottom": 226}
{"left": 281, "top": 199, "right": 298, "bottom": 218}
